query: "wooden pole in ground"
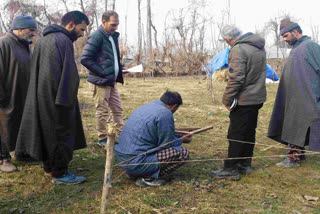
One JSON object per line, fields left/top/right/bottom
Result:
{"left": 100, "top": 123, "right": 117, "bottom": 214}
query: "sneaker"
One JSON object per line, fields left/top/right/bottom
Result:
{"left": 135, "top": 177, "right": 167, "bottom": 187}
{"left": 0, "top": 160, "right": 17, "bottom": 172}
{"left": 210, "top": 168, "right": 240, "bottom": 181}
{"left": 97, "top": 138, "right": 107, "bottom": 147}
{"left": 52, "top": 172, "right": 87, "bottom": 184}
{"left": 276, "top": 158, "right": 300, "bottom": 168}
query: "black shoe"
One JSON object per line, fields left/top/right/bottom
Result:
{"left": 210, "top": 168, "right": 240, "bottom": 181}
{"left": 135, "top": 177, "right": 168, "bottom": 187}
{"left": 300, "top": 155, "right": 307, "bottom": 163}
{"left": 237, "top": 164, "right": 252, "bottom": 175}
{"left": 126, "top": 174, "right": 138, "bottom": 180}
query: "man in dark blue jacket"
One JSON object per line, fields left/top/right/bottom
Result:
{"left": 115, "top": 91, "right": 192, "bottom": 187}
{"left": 81, "top": 11, "right": 125, "bottom": 146}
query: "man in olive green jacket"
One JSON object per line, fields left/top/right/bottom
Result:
{"left": 211, "top": 25, "right": 266, "bottom": 180}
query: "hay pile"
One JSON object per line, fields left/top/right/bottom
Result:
{"left": 212, "top": 68, "right": 228, "bottom": 82}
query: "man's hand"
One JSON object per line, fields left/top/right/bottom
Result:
{"left": 122, "top": 67, "right": 129, "bottom": 75}
{"left": 225, "top": 105, "right": 231, "bottom": 112}
{"left": 181, "top": 135, "right": 192, "bottom": 143}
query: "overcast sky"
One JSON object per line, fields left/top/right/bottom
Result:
{"left": 115, "top": 0, "right": 319, "bottom": 47}
{"left": 2, "top": 0, "right": 318, "bottom": 53}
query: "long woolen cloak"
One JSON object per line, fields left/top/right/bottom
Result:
{"left": 268, "top": 36, "right": 320, "bottom": 151}
{"left": 16, "top": 24, "right": 86, "bottom": 163}
{"left": 0, "top": 32, "right": 32, "bottom": 154}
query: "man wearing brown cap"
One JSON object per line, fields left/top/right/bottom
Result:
{"left": 0, "top": 14, "right": 37, "bottom": 172}
{"left": 268, "top": 19, "right": 320, "bottom": 167}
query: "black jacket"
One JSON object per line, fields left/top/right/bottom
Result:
{"left": 81, "top": 25, "right": 123, "bottom": 87}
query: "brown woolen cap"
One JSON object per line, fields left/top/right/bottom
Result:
{"left": 280, "top": 18, "right": 300, "bottom": 35}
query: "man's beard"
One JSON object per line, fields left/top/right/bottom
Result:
{"left": 286, "top": 33, "right": 298, "bottom": 46}
{"left": 286, "top": 38, "right": 297, "bottom": 46}
{"left": 71, "top": 28, "right": 81, "bottom": 40}
{"left": 21, "top": 33, "right": 33, "bottom": 43}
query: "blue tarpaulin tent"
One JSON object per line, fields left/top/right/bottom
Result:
{"left": 266, "top": 64, "right": 279, "bottom": 81}
{"left": 206, "top": 48, "right": 279, "bottom": 81}
{"left": 206, "top": 48, "right": 230, "bottom": 75}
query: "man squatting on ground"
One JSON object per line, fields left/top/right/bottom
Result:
{"left": 268, "top": 19, "right": 320, "bottom": 167}
{"left": 16, "top": 11, "right": 89, "bottom": 184}
{"left": 0, "top": 14, "right": 37, "bottom": 172}
{"left": 115, "top": 91, "right": 192, "bottom": 187}
{"left": 211, "top": 25, "right": 267, "bottom": 180}
{"left": 81, "top": 11, "right": 126, "bottom": 146}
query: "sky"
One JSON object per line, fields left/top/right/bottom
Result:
{"left": 115, "top": 0, "right": 320, "bottom": 48}
{"left": 1, "top": 0, "right": 318, "bottom": 54}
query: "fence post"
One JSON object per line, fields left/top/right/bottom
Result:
{"left": 100, "top": 123, "right": 117, "bottom": 214}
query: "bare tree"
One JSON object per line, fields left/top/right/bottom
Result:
{"left": 0, "top": 12, "right": 9, "bottom": 32}
{"left": 105, "top": 0, "right": 116, "bottom": 11}
{"left": 267, "top": 18, "right": 281, "bottom": 58}
{"left": 137, "top": 0, "right": 142, "bottom": 62}
{"left": 60, "top": 0, "right": 69, "bottom": 11}
{"left": 111, "top": 0, "right": 116, "bottom": 10}
{"left": 310, "top": 23, "right": 319, "bottom": 43}
{"left": 266, "top": 14, "right": 291, "bottom": 58}
{"left": 151, "top": 22, "right": 158, "bottom": 50}
{"left": 146, "top": 0, "right": 152, "bottom": 55}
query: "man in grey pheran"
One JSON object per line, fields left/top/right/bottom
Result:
{"left": 16, "top": 11, "right": 89, "bottom": 184}
{"left": 268, "top": 19, "right": 320, "bottom": 167}
{"left": 0, "top": 14, "right": 37, "bottom": 172}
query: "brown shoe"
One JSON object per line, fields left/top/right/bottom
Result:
{"left": 0, "top": 160, "right": 17, "bottom": 172}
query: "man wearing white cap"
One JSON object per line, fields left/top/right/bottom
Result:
{"left": 0, "top": 14, "right": 37, "bottom": 172}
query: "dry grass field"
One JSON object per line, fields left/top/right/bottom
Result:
{"left": 1, "top": 76, "right": 320, "bottom": 214}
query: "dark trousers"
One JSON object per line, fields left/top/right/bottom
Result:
{"left": 224, "top": 104, "right": 263, "bottom": 169}
{"left": 287, "top": 128, "right": 309, "bottom": 162}
{"left": 43, "top": 106, "right": 74, "bottom": 178}
{"left": 0, "top": 139, "right": 11, "bottom": 160}
{"left": 0, "top": 151, "right": 10, "bottom": 160}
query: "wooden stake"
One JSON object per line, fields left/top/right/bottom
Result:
{"left": 100, "top": 123, "right": 117, "bottom": 214}
{"left": 175, "top": 126, "right": 213, "bottom": 136}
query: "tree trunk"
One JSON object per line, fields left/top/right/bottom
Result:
{"left": 147, "top": 0, "right": 152, "bottom": 55}
{"left": 151, "top": 22, "right": 158, "bottom": 50}
{"left": 61, "top": 0, "right": 69, "bottom": 11}
{"left": 112, "top": 0, "right": 116, "bottom": 10}
{"left": 137, "top": 0, "right": 142, "bottom": 62}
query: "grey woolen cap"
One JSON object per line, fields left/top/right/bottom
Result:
{"left": 12, "top": 13, "right": 37, "bottom": 30}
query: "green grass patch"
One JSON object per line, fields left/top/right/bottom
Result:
{"left": 1, "top": 77, "right": 320, "bottom": 213}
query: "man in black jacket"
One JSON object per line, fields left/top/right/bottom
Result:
{"left": 81, "top": 11, "right": 126, "bottom": 146}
